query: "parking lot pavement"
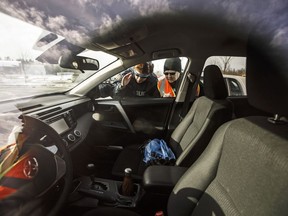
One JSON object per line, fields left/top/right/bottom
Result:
{"left": 0, "top": 86, "right": 65, "bottom": 101}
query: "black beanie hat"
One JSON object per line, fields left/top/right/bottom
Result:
{"left": 164, "top": 57, "right": 181, "bottom": 72}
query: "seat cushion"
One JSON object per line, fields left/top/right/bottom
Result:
{"left": 198, "top": 117, "right": 288, "bottom": 215}
{"left": 112, "top": 144, "right": 147, "bottom": 180}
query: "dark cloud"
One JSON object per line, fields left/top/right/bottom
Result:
{"left": 0, "top": 0, "right": 287, "bottom": 49}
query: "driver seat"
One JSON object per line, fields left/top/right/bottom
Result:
{"left": 83, "top": 35, "right": 288, "bottom": 216}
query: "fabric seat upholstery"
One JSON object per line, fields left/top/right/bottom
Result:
{"left": 168, "top": 116, "right": 288, "bottom": 215}
{"left": 112, "top": 65, "right": 233, "bottom": 179}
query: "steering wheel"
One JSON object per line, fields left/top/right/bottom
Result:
{"left": 0, "top": 115, "right": 73, "bottom": 216}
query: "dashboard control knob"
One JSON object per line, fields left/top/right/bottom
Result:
{"left": 74, "top": 130, "right": 81, "bottom": 137}
{"left": 67, "top": 134, "right": 76, "bottom": 142}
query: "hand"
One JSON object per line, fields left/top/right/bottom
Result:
{"left": 121, "top": 72, "right": 132, "bottom": 87}
{"left": 163, "top": 93, "right": 172, "bottom": 97}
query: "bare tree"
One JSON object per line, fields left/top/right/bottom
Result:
{"left": 18, "top": 50, "right": 33, "bottom": 63}
{"left": 220, "top": 56, "right": 233, "bottom": 74}
{"left": 205, "top": 56, "right": 234, "bottom": 74}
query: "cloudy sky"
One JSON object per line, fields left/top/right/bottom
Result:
{"left": 0, "top": 0, "right": 287, "bottom": 43}
{"left": 0, "top": 12, "right": 44, "bottom": 60}
{"left": 0, "top": 0, "right": 287, "bottom": 60}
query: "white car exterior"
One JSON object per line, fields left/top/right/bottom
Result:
{"left": 223, "top": 75, "right": 247, "bottom": 96}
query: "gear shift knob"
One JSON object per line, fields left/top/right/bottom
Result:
{"left": 87, "top": 163, "right": 95, "bottom": 170}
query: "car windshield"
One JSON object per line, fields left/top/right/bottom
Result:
{"left": 0, "top": 12, "right": 117, "bottom": 102}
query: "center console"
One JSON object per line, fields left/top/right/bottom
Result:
{"left": 69, "top": 165, "right": 187, "bottom": 210}
{"left": 143, "top": 165, "right": 188, "bottom": 194}
{"left": 75, "top": 176, "right": 141, "bottom": 208}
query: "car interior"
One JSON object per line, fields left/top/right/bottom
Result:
{"left": 0, "top": 1, "right": 287, "bottom": 216}
{"left": 112, "top": 64, "right": 233, "bottom": 180}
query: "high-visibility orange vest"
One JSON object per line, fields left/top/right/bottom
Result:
{"left": 157, "top": 79, "right": 176, "bottom": 97}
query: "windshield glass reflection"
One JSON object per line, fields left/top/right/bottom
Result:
{"left": 0, "top": 12, "right": 117, "bottom": 102}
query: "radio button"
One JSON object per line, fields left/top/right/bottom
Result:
{"left": 67, "top": 134, "right": 76, "bottom": 142}
{"left": 74, "top": 130, "right": 81, "bottom": 137}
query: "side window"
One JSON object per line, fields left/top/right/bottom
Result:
{"left": 204, "top": 56, "right": 247, "bottom": 96}
{"left": 98, "top": 57, "right": 188, "bottom": 98}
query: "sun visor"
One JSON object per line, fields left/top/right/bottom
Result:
{"left": 109, "top": 43, "right": 144, "bottom": 58}
{"left": 36, "top": 40, "right": 85, "bottom": 64}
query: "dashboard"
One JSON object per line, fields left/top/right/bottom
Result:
{"left": 1, "top": 92, "right": 150, "bottom": 153}
{"left": 15, "top": 94, "right": 95, "bottom": 151}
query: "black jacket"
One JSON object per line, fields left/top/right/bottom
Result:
{"left": 114, "top": 75, "right": 160, "bottom": 98}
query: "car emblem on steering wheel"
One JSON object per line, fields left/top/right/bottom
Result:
{"left": 23, "top": 157, "right": 39, "bottom": 179}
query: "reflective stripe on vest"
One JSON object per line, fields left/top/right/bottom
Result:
{"left": 158, "top": 79, "right": 176, "bottom": 97}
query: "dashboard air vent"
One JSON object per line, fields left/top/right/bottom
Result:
{"left": 37, "top": 107, "right": 62, "bottom": 117}
{"left": 19, "top": 104, "right": 43, "bottom": 112}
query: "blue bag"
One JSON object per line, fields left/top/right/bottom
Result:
{"left": 143, "top": 139, "right": 176, "bottom": 165}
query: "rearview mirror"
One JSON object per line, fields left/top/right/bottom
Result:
{"left": 59, "top": 54, "right": 99, "bottom": 71}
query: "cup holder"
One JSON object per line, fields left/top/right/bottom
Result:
{"left": 78, "top": 177, "right": 141, "bottom": 207}
{"left": 91, "top": 181, "right": 108, "bottom": 191}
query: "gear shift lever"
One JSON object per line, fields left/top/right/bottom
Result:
{"left": 86, "top": 163, "right": 108, "bottom": 191}
{"left": 87, "top": 163, "right": 96, "bottom": 183}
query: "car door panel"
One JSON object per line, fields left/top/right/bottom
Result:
{"left": 87, "top": 97, "right": 174, "bottom": 154}
{"left": 79, "top": 97, "right": 175, "bottom": 177}
{"left": 120, "top": 98, "right": 174, "bottom": 133}
{"left": 94, "top": 100, "right": 136, "bottom": 133}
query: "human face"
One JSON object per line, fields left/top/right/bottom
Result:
{"left": 134, "top": 64, "right": 150, "bottom": 83}
{"left": 134, "top": 70, "right": 150, "bottom": 83}
{"left": 164, "top": 70, "right": 178, "bottom": 83}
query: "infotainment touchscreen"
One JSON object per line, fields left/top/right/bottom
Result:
{"left": 49, "top": 118, "right": 69, "bottom": 134}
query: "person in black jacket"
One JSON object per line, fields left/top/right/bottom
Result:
{"left": 114, "top": 63, "right": 160, "bottom": 98}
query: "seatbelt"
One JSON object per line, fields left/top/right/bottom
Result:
{"left": 179, "top": 72, "right": 199, "bottom": 121}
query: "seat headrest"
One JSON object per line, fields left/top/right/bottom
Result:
{"left": 247, "top": 23, "right": 288, "bottom": 116}
{"left": 203, "top": 65, "right": 228, "bottom": 100}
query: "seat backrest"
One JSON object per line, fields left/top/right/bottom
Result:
{"left": 170, "top": 65, "right": 233, "bottom": 167}
{"left": 167, "top": 32, "right": 288, "bottom": 216}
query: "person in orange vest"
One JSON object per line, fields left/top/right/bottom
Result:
{"left": 158, "top": 57, "right": 181, "bottom": 97}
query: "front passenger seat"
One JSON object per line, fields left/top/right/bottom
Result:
{"left": 112, "top": 65, "right": 233, "bottom": 179}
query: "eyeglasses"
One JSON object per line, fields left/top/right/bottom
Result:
{"left": 134, "top": 71, "right": 150, "bottom": 78}
{"left": 164, "top": 72, "right": 176, "bottom": 76}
